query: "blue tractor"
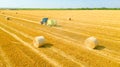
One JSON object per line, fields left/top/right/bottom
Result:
{"left": 41, "top": 18, "right": 48, "bottom": 25}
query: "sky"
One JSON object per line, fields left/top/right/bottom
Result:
{"left": 0, "top": 0, "right": 120, "bottom": 8}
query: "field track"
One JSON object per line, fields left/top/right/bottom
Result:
{"left": 0, "top": 10, "right": 120, "bottom": 67}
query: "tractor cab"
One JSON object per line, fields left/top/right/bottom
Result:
{"left": 41, "top": 18, "right": 48, "bottom": 25}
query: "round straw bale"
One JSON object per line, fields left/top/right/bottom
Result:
{"left": 5, "top": 17, "right": 10, "bottom": 20}
{"left": 69, "top": 18, "right": 71, "bottom": 21}
{"left": 84, "top": 36, "right": 98, "bottom": 49}
{"left": 16, "top": 12, "right": 18, "bottom": 14}
{"left": 33, "top": 36, "right": 45, "bottom": 48}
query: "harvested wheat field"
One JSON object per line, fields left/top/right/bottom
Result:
{"left": 0, "top": 10, "right": 120, "bottom": 67}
